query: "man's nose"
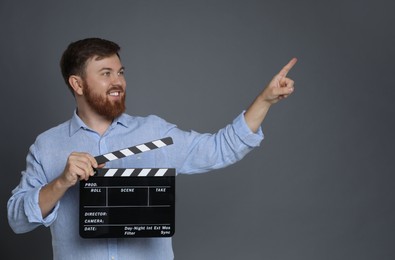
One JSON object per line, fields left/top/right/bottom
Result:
{"left": 111, "top": 73, "right": 124, "bottom": 85}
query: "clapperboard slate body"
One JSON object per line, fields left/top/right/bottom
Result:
{"left": 79, "top": 137, "right": 175, "bottom": 238}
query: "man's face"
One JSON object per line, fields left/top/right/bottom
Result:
{"left": 82, "top": 54, "right": 126, "bottom": 119}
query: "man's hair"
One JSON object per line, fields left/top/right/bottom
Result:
{"left": 60, "top": 38, "right": 121, "bottom": 95}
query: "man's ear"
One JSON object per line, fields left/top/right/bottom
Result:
{"left": 68, "top": 75, "right": 84, "bottom": 96}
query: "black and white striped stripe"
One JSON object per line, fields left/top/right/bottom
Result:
{"left": 94, "top": 137, "right": 173, "bottom": 164}
{"left": 95, "top": 168, "right": 175, "bottom": 177}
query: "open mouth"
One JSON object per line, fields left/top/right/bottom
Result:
{"left": 107, "top": 87, "right": 124, "bottom": 97}
{"left": 108, "top": 91, "right": 121, "bottom": 97}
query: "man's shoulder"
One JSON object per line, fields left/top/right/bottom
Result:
{"left": 34, "top": 119, "right": 71, "bottom": 144}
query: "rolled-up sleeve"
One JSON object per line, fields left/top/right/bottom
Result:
{"left": 7, "top": 144, "right": 59, "bottom": 233}
{"left": 232, "top": 111, "right": 264, "bottom": 147}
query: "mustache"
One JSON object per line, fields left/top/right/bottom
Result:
{"left": 106, "top": 86, "right": 124, "bottom": 94}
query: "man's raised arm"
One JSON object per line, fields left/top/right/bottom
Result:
{"left": 244, "top": 58, "right": 297, "bottom": 132}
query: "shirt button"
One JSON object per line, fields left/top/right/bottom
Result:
{"left": 111, "top": 257, "right": 115, "bottom": 260}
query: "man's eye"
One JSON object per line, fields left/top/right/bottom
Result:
{"left": 103, "top": 71, "right": 111, "bottom": 76}
{"left": 118, "top": 70, "right": 124, "bottom": 76}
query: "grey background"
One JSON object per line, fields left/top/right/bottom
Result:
{"left": 1, "top": 0, "right": 394, "bottom": 259}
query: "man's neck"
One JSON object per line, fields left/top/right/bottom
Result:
{"left": 76, "top": 107, "right": 113, "bottom": 136}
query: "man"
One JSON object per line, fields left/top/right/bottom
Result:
{"left": 8, "top": 38, "right": 296, "bottom": 259}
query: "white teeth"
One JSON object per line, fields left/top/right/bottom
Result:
{"left": 109, "top": 92, "right": 120, "bottom": 96}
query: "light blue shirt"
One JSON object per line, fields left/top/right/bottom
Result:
{"left": 8, "top": 111, "right": 263, "bottom": 260}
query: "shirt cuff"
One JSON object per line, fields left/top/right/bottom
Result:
{"left": 233, "top": 111, "right": 264, "bottom": 147}
{"left": 24, "top": 185, "right": 59, "bottom": 227}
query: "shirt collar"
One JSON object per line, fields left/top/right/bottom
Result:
{"left": 69, "top": 109, "right": 129, "bottom": 136}
{"left": 110, "top": 113, "right": 129, "bottom": 129}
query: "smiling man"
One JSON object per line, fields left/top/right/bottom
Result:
{"left": 62, "top": 39, "right": 127, "bottom": 134}
{"left": 7, "top": 38, "right": 296, "bottom": 260}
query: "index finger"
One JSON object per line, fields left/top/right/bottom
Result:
{"left": 278, "top": 57, "right": 297, "bottom": 78}
{"left": 85, "top": 153, "right": 98, "bottom": 168}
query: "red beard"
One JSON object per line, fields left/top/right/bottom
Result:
{"left": 83, "top": 82, "right": 126, "bottom": 120}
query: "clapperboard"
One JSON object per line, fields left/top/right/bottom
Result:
{"left": 79, "top": 137, "right": 175, "bottom": 239}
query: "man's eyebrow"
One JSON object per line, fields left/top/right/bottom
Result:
{"left": 99, "top": 67, "right": 113, "bottom": 71}
{"left": 99, "top": 66, "right": 125, "bottom": 71}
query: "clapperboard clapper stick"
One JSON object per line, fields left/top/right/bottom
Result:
{"left": 94, "top": 137, "right": 173, "bottom": 165}
{"left": 79, "top": 137, "right": 176, "bottom": 239}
